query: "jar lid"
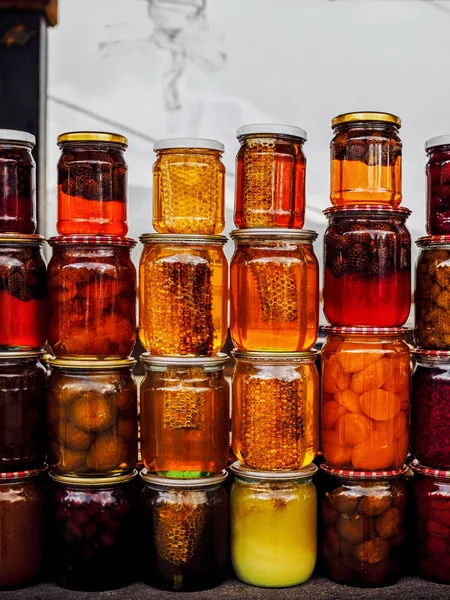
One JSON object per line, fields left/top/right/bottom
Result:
{"left": 140, "top": 233, "right": 227, "bottom": 245}
{"left": 57, "top": 131, "right": 128, "bottom": 146}
{"left": 140, "top": 353, "right": 228, "bottom": 367}
{"left": 321, "top": 463, "right": 408, "bottom": 480}
{"left": 331, "top": 112, "right": 401, "bottom": 127}
{"left": 48, "top": 357, "right": 136, "bottom": 370}
{"left": 47, "top": 235, "right": 137, "bottom": 248}
{"left": 236, "top": 123, "right": 307, "bottom": 142}
{"left": 410, "top": 460, "right": 450, "bottom": 480}
{"left": 0, "top": 129, "right": 35, "bottom": 146}
{"left": 0, "top": 233, "right": 44, "bottom": 246}
{"left": 425, "top": 135, "right": 450, "bottom": 151}
{"left": 323, "top": 205, "right": 411, "bottom": 217}
{"left": 324, "top": 326, "right": 408, "bottom": 336}
{"left": 140, "top": 469, "right": 228, "bottom": 488}
{"left": 49, "top": 470, "right": 138, "bottom": 486}
{"left": 230, "top": 229, "right": 318, "bottom": 242}
{"left": 0, "top": 465, "right": 47, "bottom": 481}
{"left": 416, "top": 235, "right": 450, "bottom": 248}
{"left": 230, "top": 461, "right": 318, "bottom": 481}
{"left": 232, "top": 349, "right": 318, "bottom": 361}
{"left": 412, "top": 348, "right": 450, "bottom": 360}
{"left": 153, "top": 138, "right": 224, "bottom": 152}
{"left": 0, "top": 350, "right": 45, "bottom": 360}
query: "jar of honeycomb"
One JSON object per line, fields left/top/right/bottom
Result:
{"left": 230, "top": 229, "right": 318, "bottom": 352}
{"left": 47, "top": 357, "right": 137, "bottom": 477}
{"left": 140, "top": 469, "right": 229, "bottom": 592}
{"left": 425, "top": 136, "right": 450, "bottom": 235}
{"left": 140, "top": 354, "right": 229, "bottom": 477}
{"left": 57, "top": 131, "right": 128, "bottom": 236}
{"left": 0, "top": 130, "right": 36, "bottom": 234}
{"left": 230, "top": 462, "right": 317, "bottom": 587}
{"left": 139, "top": 234, "right": 227, "bottom": 356}
{"left": 331, "top": 112, "right": 402, "bottom": 206}
{"left": 234, "top": 124, "right": 307, "bottom": 228}
{"left": 153, "top": 138, "right": 225, "bottom": 234}
{"left": 47, "top": 235, "right": 136, "bottom": 357}
{"left": 321, "top": 327, "right": 410, "bottom": 470}
{"left": 321, "top": 463, "right": 407, "bottom": 587}
{"left": 232, "top": 350, "right": 318, "bottom": 471}
{"left": 324, "top": 205, "right": 411, "bottom": 327}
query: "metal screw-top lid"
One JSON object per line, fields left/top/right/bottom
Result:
{"left": 57, "top": 131, "right": 128, "bottom": 146}
{"left": 425, "top": 135, "right": 450, "bottom": 151}
{"left": 331, "top": 112, "right": 401, "bottom": 127}
{"left": 0, "top": 129, "right": 35, "bottom": 145}
{"left": 154, "top": 138, "right": 224, "bottom": 152}
{"left": 236, "top": 123, "right": 307, "bottom": 141}
{"left": 231, "top": 461, "right": 318, "bottom": 481}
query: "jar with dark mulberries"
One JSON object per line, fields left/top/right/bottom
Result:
{"left": 425, "top": 136, "right": 450, "bottom": 235}
{"left": 57, "top": 132, "right": 128, "bottom": 236}
{"left": 323, "top": 206, "right": 411, "bottom": 327}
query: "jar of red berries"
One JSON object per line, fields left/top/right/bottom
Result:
{"left": 426, "top": 136, "right": 450, "bottom": 235}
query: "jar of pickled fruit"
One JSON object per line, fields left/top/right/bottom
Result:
{"left": 321, "top": 463, "right": 407, "bottom": 587}
{"left": 230, "top": 229, "right": 319, "bottom": 352}
{"left": 331, "top": 112, "right": 402, "bottom": 206}
{"left": 140, "top": 469, "right": 229, "bottom": 592}
{"left": 321, "top": 327, "right": 410, "bottom": 470}
{"left": 324, "top": 206, "right": 411, "bottom": 327}
{"left": 0, "top": 130, "right": 36, "bottom": 234}
{"left": 425, "top": 136, "right": 450, "bottom": 235}
{"left": 49, "top": 470, "right": 138, "bottom": 590}
{"left": 48, "top": 235, "right": 136, "bottom": 357}
{"left": 47, "top": 357, "right": 137, "bottom": 476}
{"left": 57, "top": 131, "right": 128, "bottom": 236}
{"left": 139, "top": 234, "right": 227, "bottom": 356}
{"left": 230, "top": 462, "right": 317, "bottom": 588}
{"left": 153, "top": 138, "right": 225, "bottom": 234}
{"left": 0, "top": 234, "right": 47, "bottom": 350}
{"left": 232, "top": 350, "right": 318, "bottom": 471}
{"left": 0, "top": 467, "right": 45, "bottom": 589}
{"left": 140, "top": 354, "right": 229, "bottom": 477}
{"left": 0, "top": 351, "right": 46, "bottom": 471}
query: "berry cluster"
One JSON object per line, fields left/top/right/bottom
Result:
{"left": 0, "top": 245, "right": 46, "bottom": 302}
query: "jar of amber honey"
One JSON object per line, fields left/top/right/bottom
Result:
{"left": 321, "top": 327, "right": 410, "bottom": 470}
{"left": 331, "top": 112, "right": 402, "bottom": 206}
{"left": 139, "top": 234, "right": 227, "bottom": 356}
{"left": 47, "top": 236, "right": 136, "bottom": 357}
{"left": 153, "top": 139, "right": 225, "bottom": 234}
{"left": 426, "top": 136, "right": 450, "bottom": 235}
{"left": 230, "top": 229, "right": 319, "bottom": 352}
{"left": 47, "top": 357, "right": 137, "bottom": 477}
{"left": 57, "top": 132, "right": 128, "bottom": 236}
{"left": 140, "top": 354, "right": 229, "bottom": 477}
{"left": 0, "top": 130, "right": 36, "bottom": 234}
{"left": 234, "top": 124, "right": 307, "bottom": 228}
{"left": 232, "top": 351, "right": 318, "bottom": 471}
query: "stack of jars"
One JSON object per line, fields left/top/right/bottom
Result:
{"left": 137, "top": 139, "right": 230, "bottom": 592}
{"left": 320, "top": 112, "right": 411, "bottom": 587}
{"left": 229, "top": 124, "right": 320, "bottom": 588}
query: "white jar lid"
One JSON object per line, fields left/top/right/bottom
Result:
{"left": 154, "top": 138, "right": 224, "bottom": 152}
{"left": 236, "top": 123, "right": 307, "bottom": 141}
{"left": 0, "top": 129, "right": 35, "bottom": 145}
{"left": 425, "top": 135, "right": 450, "bottom": 150}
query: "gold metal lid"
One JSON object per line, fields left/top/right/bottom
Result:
{"left": 48, "top": 357, "right": 136, "bottom": 370}
{"left": 140, "top": 469, "right": 227, "bottom": 488}
{"left": 140, "top": 353, "right": 228, "bottom": 367}
{"left": 231, "top": 461, "right": 318, "bottom": 481}
{"left": 49, "top": 470, "right": 138, "bottom": 486}
{"left": 57, "top": 131, "right": 128, "bottom": 146}
{"left": 332, "top": 112, "right": 401, "bottom": 127}
{"left": 232, "top": 349, "right": 318, "bottom": 361}
{"left": 0, "top": 350, "right": 45, "bottom": 360}
{"left": 140, "top": 233, "right": 227, "bottom": 245}
{"left": 0, "top": 233, "right": 45, "bottom": 246}
{"left": 231, "top": 229, "right": 318, "bottom": 242}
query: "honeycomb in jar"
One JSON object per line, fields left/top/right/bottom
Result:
{"left": 251, "top": 258, "right": 298, "bottom": 322}
{"left": 162, "top": 368, "right": 206, "bottom": 430}
{"left": 156, "top": 499, "right": 205, "bottom": 566}
{"left": 242, "top": 137, "right": 276, "bottom": 227}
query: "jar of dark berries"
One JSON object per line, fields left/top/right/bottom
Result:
{"left": 426, "top": 136, "right": 450, "bottom": 235}
{"left": 48, "top": 470, "right": 138, "bottom": 590}
{"left": 321, "top": 463, "right": 407, "bottom": 587}
{"left": 323, "top": 206, "right": 411, "bottom": 327}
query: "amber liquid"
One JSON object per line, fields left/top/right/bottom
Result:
{"left": 58, "top": 188, "right": 127, "bottom": 236}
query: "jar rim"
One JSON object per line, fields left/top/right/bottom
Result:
{"left": 47, "top": 235, "right": 137, "bottom": 248}
{"left": 230, "top": 461, "right": 318, "bottom": 481}
{"left": 140, "top": 469, "right": 227, "bottom": 488}
{"left": 0, "top": 129, "right": 35, "bottom": 146}
{"left": 0, "top": 233, "right": 44, "bottom": 246}
{"left": 236, "top": 123, "right": 307, "bottom": 142}
{"left": 230, "top": 228, "right": 318, "bottom": 242}
{"left": 321, "top": 463, "right": 408, "bottom": 480}
{"left": 57, "top": 131, "right": 128, "bottom": 146}
{"left": 331, "top": 112, "right": 401, "bottom": 127}
{"left": 153, "top": 138, "right": 224, "bottom": 152}
{"left": 48, "top": 357, "right": 136, "bottom": 370}
{"left": 410, "top": 460, "right": 450, "bottom": 480}
{"left": 324, "top": 326, "right": 408, "bottom": 337}
{"left": 232, "top": 349, "right": 318, "bottom": 361}
{"left": 425, "top": 135, "right": 450, "bottom": 151}
{"left": 49, "top": 470, "right": 138, "bottom": 486}
{"left": 140, "top": 233, "right": 227, "bottom": 245}
{"left": 0, "top": 350, "right": 45, "bottom": 360}
{"left": 412, "top": 348, "right": 450, "bottom": 362}
{"left": 140, "top": 353, "right": 228, "bottom": 367}
{"left": 0, "top": 464, "right": 47, "bottom": 482}
{"left": 323, "top": 205, "right": 411, "bottom": 218}
{"left": 416, "top": 235, "right": 450, "bottom": 248}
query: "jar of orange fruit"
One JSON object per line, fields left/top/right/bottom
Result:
{"left": 321, "top": 327, "right": 410, "bottom": 470}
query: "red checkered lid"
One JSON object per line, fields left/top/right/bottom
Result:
{"left": 321, "top": 463, "right": 408, "bottom": 479}
{"left": 324, "top": 326, "right": 408, "bottom": 336}
{"left": 324, "top": 205, "right": 411, "bottom": 217}
{"left": 412, "top": 348, "right": 450, "bottom": 359}
{"left": 48, "top": 235, "right": 136, "bottom": 247}
{"left": 410, "top": 460, "right": 450, "bottom": 479}
{"left": 416, "top": 235, "right": 450, "bottom": 247}
{"left": 0, "top": 465, "right": 47, "bottom": 481}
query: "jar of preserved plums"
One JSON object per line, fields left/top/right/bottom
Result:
{"left": 47, "top": 236, "right": 136, "bottom": 357}
{"left": 331, "top": 112, "right": 402, "bottom": 206}
{"left": 47, "top": 358, "right": 137, "bottom": 476}
{"left": 0, "top": 130, "right": 36, "bottom": 234}
{"left": 230, "top": 229, "right": 319, "bottom": 352}
{"left": 57, "top": 132, "right": 128, "bottom": 236}
{"left": 321, "top": 327, "right": 410, "bottom": 470}
{"left": 49, "top": 470, "right": 138, "bottom": 590}
{"left": 324, "top": 206, "right": 411, "bottom": 327}
{"left": 230, "top": 462, "right": 317, "bottom": 588}
{"left": 426, "top": 136, "right": 450, "bottom": 235}
{"left": 153, "top": 139, "right": 225, "bottom": 234}
{"left": 321, "top": 463, "right": 407, "bottom": 587}
{"left": 0, "top": 467, "right": 45, "bottom": 589}
{"left": 232, "top": 350, "right": 318, "bottom": 471}
{"left": 139, "top": 234, "right": 227, "bottom": 356}
{"left": 140, "top": 354, "right": 229, "bottom": 477}
{"left": 0, "top": 234, "right": 47, "bottom": 350}
{"left": 140, "top": 469, "right": 229, "bottom": 592}
{"left": 234, "top": 124, "right": 307, "bottom": 229}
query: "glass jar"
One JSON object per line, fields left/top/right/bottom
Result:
{"left": 47, "top": 236, "right": 136, "bottom": 357}
{"left": 139, "top": 234, "right": 227, "bottom": 356}
{"left": 140, "top": 354, "right": 229, "bottom": 477}
{"left": 0, "top": 467, "right": 45, "bottom": 589}
{"left": 57, "top": 131, "right": 128, "bottom": 236}
{"left": 321, "top": 464, "right": 407, "bottom": 587}
{"left": 0, "top": 351, "right": 46, "bottom": 471}
{"left": 140, "top": 470, "right": 229, "bottom": 592}
{"left": 234, "top": 124, "right": 307, "bottom": 229}
{"left": 330, "top": 112, "right": 402, "bottom": 206}
{"left": 425, "top": 136, "right": 450, "bottom": 235}
{"left": 323, "top": 206, "right": 411, "bottom": 327}
{"left": 230, "top": 462, "right": 317, "bottom": 588}
{"left": 0, "top": 130, "right": 36, "bottom": 234}
{"left": 232, "top": 351, "right": 318, "bottom": 471}
{"left": 321, "top": 327, "right": 410, "bottom": 470}
{"left": 49, "top": 471, "right": 138, "bottom": 590}
{"left": 47, "top": 358, "right": 137, "bottom": 476}
{"left": 0, "top": 234, "right": 47, "bottom": 350}
{"left": 153, "top": 139, "right": 225, "bottom": 234}
{"left": 230, "top": 229, "right": 319, "bottom": 352}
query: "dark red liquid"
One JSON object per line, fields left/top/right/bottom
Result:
{"left": 427, "top": 145, "right": 450, "bottom": 235}
{"left": 0, "top": 146, "right": 36, "bottom": 234}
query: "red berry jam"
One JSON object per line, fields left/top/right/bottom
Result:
{"left": 426, "top": 136, "right": 450, "bottom": 235}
